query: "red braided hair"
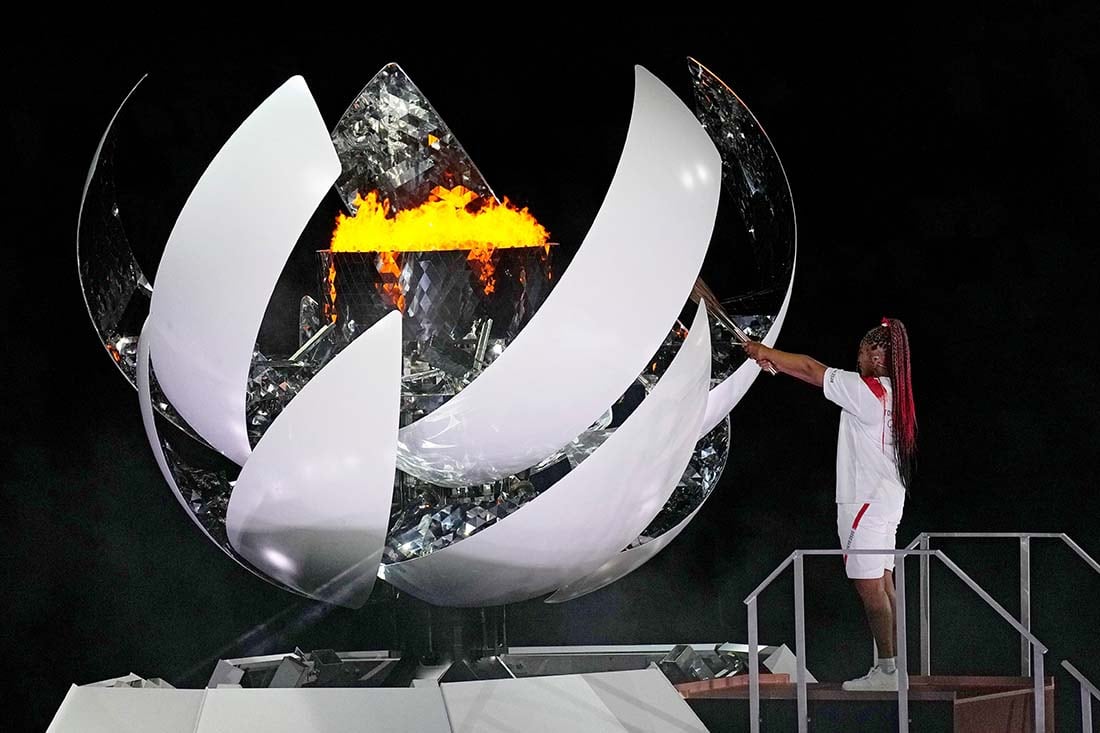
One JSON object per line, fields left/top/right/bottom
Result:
{"left": 863, "top": 318, "right": 918, "bottom": 490}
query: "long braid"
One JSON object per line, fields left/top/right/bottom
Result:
{"left": 885, "top": 318, "right": 918, "bottom": 490}
{"left": 861, "top": 319, "right": 918, "bottom": 490}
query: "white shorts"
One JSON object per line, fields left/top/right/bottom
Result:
{"left": 837, "top": 500, "right": 904, "bottom": 580}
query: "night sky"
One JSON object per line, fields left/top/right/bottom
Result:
{"left": 5, "top": 9, "right": 1100, "bottom": 731}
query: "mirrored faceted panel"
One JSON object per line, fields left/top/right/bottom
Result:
{"left": 688, "top": 57, "right": 795, "bottom": 321}
{"left": 246, "top": 354, "right": 324, "bottom": 449}
{"left": 317, "top": 248, "right": 553, "bottom": 430}
{"left": 161, "top": 437, "right": 236, "bottom": 548}
{"left": 383, "top": 476, "right": 541, "bottom": 563}
{"left": 331, "top": 63, "right": 497, "bottom": 213}
{"left": 320, "top": 248, "right": 554, "bottom": 345}
{"left": 627, "top": 415, "right": 730, "bottom": 549}
{"left": 77, "top": 77, "right": 152, "bottom": 385}
{"left": 78, "top": 77, "right": 215, "bottom": 447}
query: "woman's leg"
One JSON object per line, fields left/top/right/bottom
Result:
{"left": 852, "top": 574, "right": 895, "bottom": 658}
{"left": 883, "top": 569, "right": 897, "bottom": 652}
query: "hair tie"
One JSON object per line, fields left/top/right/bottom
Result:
{"left": 881, "top": 317, "right": 890, "bottom": 328}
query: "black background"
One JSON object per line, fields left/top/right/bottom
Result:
{"left": 4, "top": 8, "right": 1100, "bottom": 731}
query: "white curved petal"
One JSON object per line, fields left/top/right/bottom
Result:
{"left": 381, "top": 304, "right": 711, "bottom": 607}
{"left": 396, "top": 66, "right": 721, "bottom": 487}
{"left": 226, "top": 312, "right": 402, "bottom": 609}
{"left": 698, "top": 259, "right": 796, "bottom": 436}
{"left": 145, "top": 76, "right": 341, "bottom": 465}
{"left": 136, "top": 320, "right": 281, "bottom": 588}
{"left": 544, "top": 501, "right": 708, "bottom": 604}
{"left": 547, "top": 264, "right": 796, "bottom": 604}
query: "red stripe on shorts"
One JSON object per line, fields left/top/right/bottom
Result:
{"left": 843, "top": 502, "right": 872, "bottom": 565}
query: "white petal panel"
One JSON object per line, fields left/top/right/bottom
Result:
{"left": 381, "top": 305, "right": 711, "bottom": 607}
{"left": 396, "top": 66, "right": 721, "bottom": 487}
{"left": 545, "top": 266, "right": 795, "bottom": 604}
{"left": 544, "top": 501, "right": 709, "bottom": 605}
{"left": 226, "top": 312, "right": 402, "bottom": 609}
{"left": 145, "top": 76, "right": 341, "bottom": 466}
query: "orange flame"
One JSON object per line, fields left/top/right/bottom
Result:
{"left": 324, "top": 256, "right": 338, "bottom": 324}
{"left": 466, "top": 245, "right": 496, "bottom": 295}
{"left": 331, "top": 185, "right": 550, "bottom": 253}
{"left": 328, "top": 186, "right": 551, "bottom": 305}
{"left": 377, "top": 251, "right": 406, "bottom": 311}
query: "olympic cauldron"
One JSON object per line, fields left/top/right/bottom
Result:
{"left": 77, "top": 61, "right": 795, "bottom": 608}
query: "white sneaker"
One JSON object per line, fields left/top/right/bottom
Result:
{"left": 841, "top": 666, "right": 899, "bottom": 691}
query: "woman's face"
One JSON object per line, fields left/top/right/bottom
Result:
{"left": 857, "top": 340, "right": 887, "bottom": 376}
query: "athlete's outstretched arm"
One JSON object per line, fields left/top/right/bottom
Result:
{"left": 742, "top": 342, "right": 828, "bottom": 387}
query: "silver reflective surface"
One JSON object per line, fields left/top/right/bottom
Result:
{"left": 77, "top": 77, "right": 214, "bottom": 448}
{"left": 319, "top": 248, "right": 553, "bottom": 367}
{"left": 331, "top": 63, "right": 497, "bottom": 212}
{"left": 628, "top": 415, "right": 730, "bottom": 549}
{"left": 77, "top": 77, "right": 151, "bottom": 387}
{"left": 323, "top": 64, "right": 557, "bottom": 432}
{"left": 246, "top": 353, "right": 323, "bottom": 449}
{"left": 83, "top": 62, "right": 794, "bottom": 602}
{"left": 383, "top": 478, "right": 541, "bottom": 563}
{"left": 689, "top": 57, "right": 795, "bottom": 318}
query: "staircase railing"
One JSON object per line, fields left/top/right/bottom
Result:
{"left": 906, "top": 532, "right": 1100, "bottom": 676}
{"left": 743, "top": 548, "right": 1049, "bottom": 733}
{"left": 1061, "top": 660, "right": 1099, "bottom": 732}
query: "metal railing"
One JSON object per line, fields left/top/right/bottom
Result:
{"left": 743, "top": 548, "right": 1049, "bottom": 733}
{"left": 1062, "top": 660, "right": 1099, "bottom": 732}
{"left": 907, "top": 532, "right": 1100, "bottom": 676}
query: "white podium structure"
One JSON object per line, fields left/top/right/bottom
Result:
{"left": 48, "top": 666, "right": 707, "bottom": 733}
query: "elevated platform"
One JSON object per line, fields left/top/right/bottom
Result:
{"left": 678, "top": 675, "right": 1056, "bottom": 732}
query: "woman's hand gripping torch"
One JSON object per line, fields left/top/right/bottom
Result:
{"left": 688, "top": 278, "right": 778, "bottom": 375}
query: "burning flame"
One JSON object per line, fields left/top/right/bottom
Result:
{"left": 331, "top": 185, "right": 549, "bottom": 253}
{"left": 377, "top": 251, "right": 406, "bottom": 311}
{"left": 324, "top": 256, "right": 338, "bottom": 324}
{"left": 328, "top": 185, "right": 551, "bottom": 307}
